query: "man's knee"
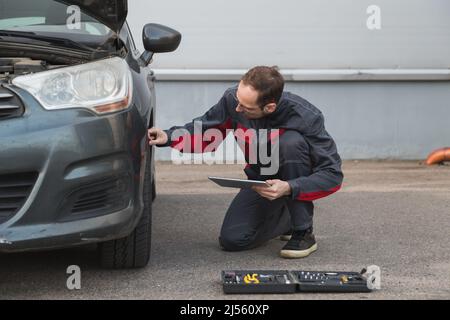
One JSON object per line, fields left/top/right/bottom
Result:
{"left": 219, "top": 230, "right": 257, "bottom": 252}
{"left": 278, "top": 130, "right": 308, "bottom": 157}
{"left": 276, "top": 130, "right": 310, "bottom": 166}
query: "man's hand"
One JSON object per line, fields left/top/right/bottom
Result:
{"left": 148, "top": 127, "right": 169, "bottom": 146}
{"left": 252, "top": 179, "right": 292, "bottom": 201}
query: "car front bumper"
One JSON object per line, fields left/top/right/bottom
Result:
{"left": 0, "top": 85, "right": 149, "bottom": 252}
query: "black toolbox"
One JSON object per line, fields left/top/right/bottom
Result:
{"left": 222, "top": 266, "right": 380, "bottom": 294}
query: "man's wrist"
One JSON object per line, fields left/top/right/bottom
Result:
{"left": 283, "top": 181, "right": 292, "bottom": 196}
{"left": 158, "top": 129, "right": 172, "bottom": 147}
{"left": 286, "top": 180, "right": 297, "bottom": 198}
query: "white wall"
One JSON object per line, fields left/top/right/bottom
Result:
{"left": 128, "top": 0, "right": 450, "bottom": 70}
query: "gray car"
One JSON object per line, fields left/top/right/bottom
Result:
{"left": 0, "top": 0, "right": 181, "bottom": 268}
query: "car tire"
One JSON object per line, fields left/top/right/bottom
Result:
{"left": 98, "top": 147, "right": 153, "bottom": 269}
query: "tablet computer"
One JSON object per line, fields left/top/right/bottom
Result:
{"left": 208, "top": 176, "right": 270, "bottom": 189}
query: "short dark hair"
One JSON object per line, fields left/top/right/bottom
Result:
{"left": 241, "top": 66, "right": 285, "bottom": 108}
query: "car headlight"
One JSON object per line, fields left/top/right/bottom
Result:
{"left": 12, "top": 57, "right": 132, "bottom": 115}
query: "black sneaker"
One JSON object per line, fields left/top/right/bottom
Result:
{"left": 280, "top": 228, "right": 317, "bottom": 259}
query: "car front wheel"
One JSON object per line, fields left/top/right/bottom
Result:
{"left": 98, "top": 147, "right": 153, "bottom": 269}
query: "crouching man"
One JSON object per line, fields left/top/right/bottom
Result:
{"left": 149, "top": 66, "right": 343, "bottom": 259}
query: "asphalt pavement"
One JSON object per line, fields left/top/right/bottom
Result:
{"left": 0, "top": 161, "right": 449, "bottom": 299}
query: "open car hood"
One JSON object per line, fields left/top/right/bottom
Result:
{"left": 57, "top": 0, "right": 127, "bottom": 33}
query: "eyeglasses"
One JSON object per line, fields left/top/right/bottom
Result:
{"left": 236, "top": 102, "right": 254, "bottom": 112}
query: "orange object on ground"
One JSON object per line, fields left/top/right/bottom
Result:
{"left": 425, "top": 147, "right": 450, "bottom": 165}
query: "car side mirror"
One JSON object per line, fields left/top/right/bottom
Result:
{"left": 141, "top": 23, "right": 182, "bottom": 65}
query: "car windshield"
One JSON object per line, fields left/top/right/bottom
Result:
{"left": 0, "top": 0, "right": 114, "bottom": 48}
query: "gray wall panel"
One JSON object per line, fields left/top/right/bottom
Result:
{"left": 154, "top": 81, "right": 450, "bottom": 161}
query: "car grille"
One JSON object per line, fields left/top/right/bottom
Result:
{"left": 0, "top": 85, "right": 24, "bottom": 120}
{"left": 0, "top": 172, "right": 38, "bottom": 224}
{"left": 70, "top": 176, "right": 130, "bottom": 216}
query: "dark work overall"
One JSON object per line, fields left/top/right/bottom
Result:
{"left": 160, "top": 86, "right": 343, "bottom": 252}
